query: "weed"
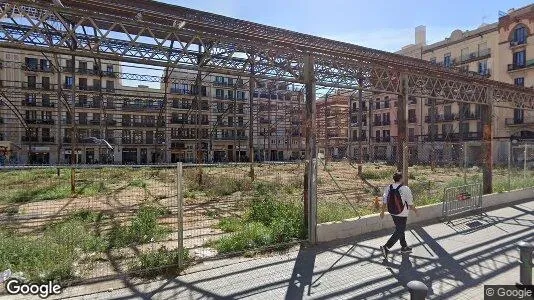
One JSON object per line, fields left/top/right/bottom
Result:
{"left": 108, "top": 206, "right": 171, "bottom": 248}
{"left": 129, "top": 246, "right": 189, "bottom": 277}
{"left": 129, "top": 179, "right": 147, "bottom": 188}
{"left": 217, "top": 217, "right": 243, "bottom": 232}
{"left": 212, "top": 222, "right": 274, "bottom": 254}
{"left": 0, "top": 217, "right": 107, "bottom": 283}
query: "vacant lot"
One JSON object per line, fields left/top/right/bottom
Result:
{"left": 0, "top": 162, "right": 532, "bottom": 284}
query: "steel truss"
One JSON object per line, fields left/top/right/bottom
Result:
{"left": 0, "top": 0, "right": 533, "bottom": 109}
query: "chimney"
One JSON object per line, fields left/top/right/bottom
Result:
{"left": 415, "top": 25, "right": 426, "bottom": 46}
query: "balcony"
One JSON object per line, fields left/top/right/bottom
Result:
{"left": 170, "top": 118, "right": 191, "bottom": 125}
{"left": 460, "top": 49, "right": 491, "bottom": 63}
{"left": 408, "top": 117, "right": 417, "bottom": 124}
{"left": 443, "top": 114, "right": 457, "bottom": 122}
{"left": 90, "top": 120, "right": 101, "bottom": 125}
{"left": 25, "top": 118, "right": 54, "bottom": 125}
{"left": 171, "top": 88, "right": 193, "bottom": 95}
{"left": 508, "top": 59, "right": 534, "bottom": 72}
{"left": 171, "top": 135, "right": 196, "bottom": 140}
{"left": 510, "top": 39, "right": 527, "bottom": 48}
{"left": 21, "top": 82, "right": 56, "bottom": 90}
{"left": 22, "top": 136, "right": 39, "bottom": 142}
{"left": 42, "top": 102, "right": 56, "bottom": 108}
{"left": 21, "top": 100, "right": 37, "bottom": 107}
{"left": 375, "top": 137, "right": 391, "bottom": 143}
{"left": 21, "top": 64, "right": 52, "bottom": 73}
{"left": 123, "top": 104, "right": 161, "bottom": 111}
{"left": 505, "top": 118, "right": 534, "bottom": 126}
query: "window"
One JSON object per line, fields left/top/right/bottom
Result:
{"left": 65, "top": 76, "right": 73, "bottom": 87}
{"left": 444, "top": 53, "right": 451, "bottom": 67}
{"left": 375, "top": 130, "right": 380, "bottom": 138}
{"left": 429, "top": 57, "right": 436, "bottom": 64}
{"left": 375, "top": 100, "right": 381, "bottom": 109}
{"left": 25, "top": 57, "right": 38, "bottom": 70}
{"left": 408, "top": 109, "right": 416, "bottom": 123}
{"left": 444, "top": 105, "right": 452, "bottom": 116}
{"left": 478, "top": 42, "right": 488, "bottom": 55}
{"left": 106, "top": 80, "right": 114, "bottom": 91}
{"left": 461, "top": 47, "right": 469, "bottom": 61}
{"left": 40, "top": 59, "right": 50, "bottom": 71}
{"left": 514, "top": 77, "right": 525, "bottom": 86}
{"left": 215, "top": 76, "right": 224, "bottom": 83}
{"left": 42, "top": 77, "right": 50, "bottom": 90}
{"left": 513, "top": 25, "right": 528, "bottom": 44}
{"left": 513, "top": 50, "right": 526, "bottom": 67}
{"left": 79, "top": 61, "right": 87, "bottom": 71}
{"left": 106, "top": 64, "right": 113, "bottom": 73}
{"left": 216, "top": 89, "right": 223, "bottom": 99}
{"left": 27, "top": 75, "right": 36, "bottom": 88}
{"left": 42, "top": 94, "right": 50, "bottom": 107}
{"left": 478, "top": 60, "right": 488, "bottom": 75}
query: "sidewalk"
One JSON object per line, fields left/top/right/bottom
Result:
{"left": 7, "top": 199, "right": 534, "bottom": 299}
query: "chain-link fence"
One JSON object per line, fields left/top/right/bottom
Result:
{"left": 0, "top": 162, "right": 306, "bottom": 287}
{"left": 317, "top": 138, "right": 534, "bottom": 224}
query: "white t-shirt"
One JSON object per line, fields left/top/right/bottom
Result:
{"left": 382, "top": 183, "right": 414, "bottom": 217}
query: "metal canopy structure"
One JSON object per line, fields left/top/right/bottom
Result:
{"left": 1, "top": 0, "right": 534, "bottom": 242}
{"left": 1, "top": 0, "right": 534, "bottom": 108}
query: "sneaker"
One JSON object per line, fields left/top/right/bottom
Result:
{"left": 401, "top": 246, "right": 412, "bottom": 253}
{"left": 380, "top": 246, "right": 389, "bottom": 259}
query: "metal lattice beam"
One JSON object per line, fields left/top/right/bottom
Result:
{"left": 0, "top": 0, "right": 534, "bottom": 109}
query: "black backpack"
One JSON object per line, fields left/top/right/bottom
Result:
{"left": 387, "top": 184, "right": 406, "bottom": 215}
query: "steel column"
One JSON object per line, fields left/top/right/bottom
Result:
{"left": 304, "top": 54, "right": 317, "bottom": 244}
{"left": 482, "top": 89, "right": 493, "bottom": 194}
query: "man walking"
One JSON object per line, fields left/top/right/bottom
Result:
{"left": 379, "top": 172, "right": 417, "bottom": 259}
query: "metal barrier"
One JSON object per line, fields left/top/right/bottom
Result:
{"left": 442, "top": 183, "right": 483, "bottom": 219}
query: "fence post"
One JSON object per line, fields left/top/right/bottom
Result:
{"left": 176, "top": 162, "right": 184, "bottom": 271}
{"left": 508, "top": 141, "right": 512, "bottom": 191}
{"left": 407, "top": 280, "right": 428, "bottom": 300}
{"left": 518, "top": 241, "right": 534, "bottom": 286}
{"left": 524, "top": 143, "right": 528, "bottom": 181}
{"left": 463, "top": 141, "right": 467, "bottom": 185}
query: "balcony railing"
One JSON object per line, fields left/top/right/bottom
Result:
{"left": 21, "top": 82, "right": 56, "bottom": 90}
{"left": 170, "top": 88, "right": 193, "bottom": 95}
{"left": 508, "top": 59, "right": 534, "bottom": 71}
{"left": 510, "top": 39, "right": 527, "bottom": 47}
{"left": 21, "top": 136, "right": 39, "bottom": 142}
{"left": 25, "top": 119, "right": 54, "bottom": 125}
{"left": 505, "top": 118, "right": 534, "bottom": 125}
{"left": 21, "top": 64, "right": 53, "bottom": 73}
{"left": 443, "top": 114, "right": 457, "bottom": 122}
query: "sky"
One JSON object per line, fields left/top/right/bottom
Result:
{"left": 123, "top": 0, "right": 533, "bottom": 87}
{"left": 159, "top": 0, "right": 532, "bottom": 52}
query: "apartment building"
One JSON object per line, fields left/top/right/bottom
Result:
{"left": 497, "top": 5, "right": 534, "bottom": 160}
{"left": 0, "top": 49, "right": 122, "bottom": 165}
{"left": 317, "top": 93, "right": 349, "bottom": 159}
{"left": 350, "top": 5, "right": 534, "bottom": 165}
{"left": 253, "top": 81, "right": 305, "bottom": 161}
{"left": 165, "top": 70, "right": 305, "bottom": 163}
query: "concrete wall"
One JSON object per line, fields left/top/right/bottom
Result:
{"left": 316, "top": 187, "right": 534, "bottom": 243}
